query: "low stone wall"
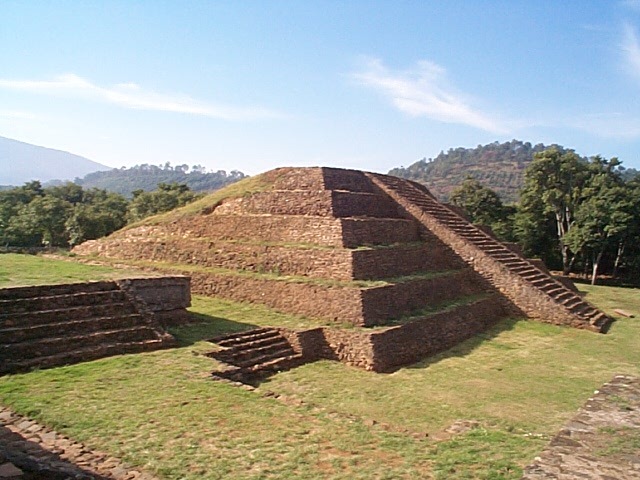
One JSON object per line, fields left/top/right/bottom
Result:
{"left": 352, "top": 242, "right": 466, "bottom": 280}
{"left": 340, "top": 218, "right": 419, "bottom": 247}
{"left": 139, "top": 267, "right": 486, "bottom": 327}
{"left": 78, "top": 215, "right": 422, "bottom": 256}
{"left": 117, "top": 276, "right": 191, "bottom": 326}
{"left": 361, "top": 269, "right": 491, "bottom": 325}
{"left": 176, "top": 215, "right": 346, "bottom": 247}
{"left": 322, "top": 167, "right": 377, "bottom": 193}
{"left": 74, "top": 235, "right": 465, "bottom": 283}
{"left": 212, "top": 190, "right": 402, "bottom": 219}
{"left": 369, "top": 296, "right": 507, "bottom": 371}
{"left": 270, "top": 166, "right": 325, "bottom": 191}
{"left": 213, "top": 190, "right": 335, "bottom": 217}
{"left": 278, "top": 296, "right": 508, "bottom": 372}
{"left": 185, "top": 271, "right": 366, "bottom": 325}
{"left": 331, "top": 191, "right": 402, "bottom": 218}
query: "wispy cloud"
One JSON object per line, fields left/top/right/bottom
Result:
{"left": 620, "top": 0, "right": 640, "bottom": 11}
{"left": 350, "top": 57, "right": 507, "bottom": 134}
{"left": 567, "top": 112, "right": 640, "bottom": 139}
{"left": 0, "top": 110, "right": 41, "bottom": 121}
{"left": 0, "top": 74, "right": 283, "bottom": 120}
{"left": 622, "top": 23, "right": 640, "bottom": 81}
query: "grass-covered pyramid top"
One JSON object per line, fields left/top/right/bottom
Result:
{"left": 129, "top": 167, "right": 300, "bottom": 227}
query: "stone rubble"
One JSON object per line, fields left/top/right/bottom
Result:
{"left": 522, "top": 374, "right": 640, "bottom": 479}
{"left": 0, "top": 406, "right": 158, "bottom": 480}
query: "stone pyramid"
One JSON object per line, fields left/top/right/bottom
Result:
{"left": 73, "top": 167, "right": 612, "bottom": 372}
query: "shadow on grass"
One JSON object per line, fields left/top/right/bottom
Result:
{"left": 169, "top": 312, "right": 258, "bottom": 347}
{"left": 403, "top": 316, "right": 524, "bottom": 372}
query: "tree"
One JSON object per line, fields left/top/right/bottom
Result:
{"left": 127, "top": 183, "right": 199, "bottom": 222}
{"left": 449, "top": 177, "right": 515, "bottom": 241}
{"left": 516, "top": 148, "right": 588, "bottom": 274}
{"left": 565, "top": 156, "right": 633, "bottom": 285}
{"left": 65, "top": 189, "right": 128, "bottom": 245}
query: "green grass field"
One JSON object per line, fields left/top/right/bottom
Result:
{"left": 0, "top": 253, "right": 639, "bottom": 479}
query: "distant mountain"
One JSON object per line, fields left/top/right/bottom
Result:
{"left": 76, "top": 163, "right": 248, "bottom": 197}
{"left": 388, "top": 140, "right": 573, "bottom": 203}
{"left": 0, "top": 136, "right": 111, "bottom": 185}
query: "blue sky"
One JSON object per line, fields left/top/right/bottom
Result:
{"left": 1, "top": 0, "right": 640, "bottom": 175}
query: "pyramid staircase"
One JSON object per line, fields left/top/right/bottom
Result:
{"left": 0, "top": 281, "right": 176, "bottom": 375}
{"left": 367, "top": 173, "right": 612, "bottom": 332}
{"left": 208, "top": 327, "right": 304, "bottom": 382}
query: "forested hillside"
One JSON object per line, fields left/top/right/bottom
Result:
{"left": 389, "top": 140, "right": 640, "bottom": 203}
{"left": 75, "top": 163, "right": 247, "bottom": 197}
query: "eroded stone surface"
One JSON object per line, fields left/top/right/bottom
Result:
{"left": 522, "top": 375, "right": 640, "bottom": 479}
{"left": 0, "top": 406, "right": 158, "bottom": 479}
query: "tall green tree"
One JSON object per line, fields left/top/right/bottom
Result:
{"left": 565, "top": 161, "right": 633, "bottom": 284}
{"left": 449, "top": 177, "right": 515, "bottom": 241}
{"left": 127, "top": 183, "right": 199, "bottom": 222}
{"left": 516, "top": 148, "right": 588, "bottom": 274}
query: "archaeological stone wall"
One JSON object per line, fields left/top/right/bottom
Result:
{"left": 322, "top": 167, "right": 376, "bottom": 193}
{"left": 277, "top": 296, "right": 508, "bottom": 372}
{"left": 117, "top": 276, "right": 191, "bottom": 326}
{"left": 360, "top": 269, "right": 491, "bottom": 325}
{"left": 212, "top": 190, "right": 402, "bottom": 219}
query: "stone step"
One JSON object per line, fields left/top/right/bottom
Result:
{"left": 0, "top": 314, "right": 147, "bottom": 344}
{"left": 0, "top": 291, "right": 128, "bottom": 315}
{"left": 220, "top": 332, "right": 285, "bottom": 350}
{"left": 0, "top": 337, "right": 171, "bottom": 375}
{"left": 246, "top": 353, "right": 304, "bottom": 374}
{"left": 0, "top": 281, "right": 119, "bottom": 300}
{"left": 552, "top": 291, "right": 577, "bottom": 302}
{"left": 210, "top": 327, "right": 274, "bottom": 344}
{"left": 561, "top": 297, "right": 583, "bottom": 309}
{"left": 0, "top": 326, "right": 161, "bottom": 360}
{"left": 212, "top": 328, "right": 281, "bottom": 348}
{"left": 211, "top": 336, "right": 291, "bottom": 362}
{"left": 235, "top": 346, "right": 297, "bottom": 368}
{"left": 0, "top": 303, "right": 138, "bottom": 329}
{"left": 370, "top": 172, "right": 613, "bottom": 331}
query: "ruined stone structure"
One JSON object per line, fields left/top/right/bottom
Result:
{"left": 0, "top": 277, "right": 190, "bottom": 375}
{"left": 73, "top": 167, "right": 612, "bottom": 374}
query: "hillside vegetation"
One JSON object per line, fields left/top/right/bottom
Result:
{"left": 389, "top": 139, "right": 639, "bottom": 203}
{"left": 75, "top": 163, "right": 247, "bottom": 197}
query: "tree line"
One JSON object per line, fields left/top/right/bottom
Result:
{"left": 449, "top": 148, "right": 640, "bottom": 284}
{"left": 74, "top": 163, "right": 246, "bottom": 197}
{"left": 0, "top": 181, "right": 200, "bottom": 248}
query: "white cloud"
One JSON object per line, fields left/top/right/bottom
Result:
{"left": 0, "top": 74, "right": 283, "bottom": 121}
{"left": 622, "top": 24, "right": 640, "bottom": 81}
{"left": 0, "top": 110, "right": 40, "bottom": 120}
{"left": 350, "top": 57, "right": 507, "bottom": 134}
{"left": 567, "top": 112, "right": 640, "bottom": 139}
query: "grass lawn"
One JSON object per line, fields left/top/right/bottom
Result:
{"left": 0, "top": 253, "right": 639, "bottom": 479}
{"left": 0, "top": 253, "right": 155, "bottom": 287}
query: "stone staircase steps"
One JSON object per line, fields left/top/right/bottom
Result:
{"left": 0, "top": 303, "right": 137, "bottom": 329}
{"left": 212, "top": 327, "right": 275, "bottom": 347}
{"left": 0, "top": 281, "right": 119, "bottom": 300}
{"left": 0, "top": 290, "right": 128, "bottom": 315}
{"left": 0, "top": 326, "right": 163, "bottom": 360}
{"left": 0, "top": 281, "right": 176, "bottom": 375}
{"left": 208, "top": 327, "right": 304, "bottom": 383}
{"left": 367, "top": 173, "right": 612, "bottom": 332}
{"left": 0, "top": 338, "right": 170, "bottom": 375}
{"left": 0, "top": 313, "right": 146, "bottom": 343}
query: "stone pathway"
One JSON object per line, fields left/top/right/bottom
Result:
{"left": 0, "top": 407, "right": 157, "bottom": 480}
{"left": 522, "top": 374, "right": 640, "bottom": 479}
